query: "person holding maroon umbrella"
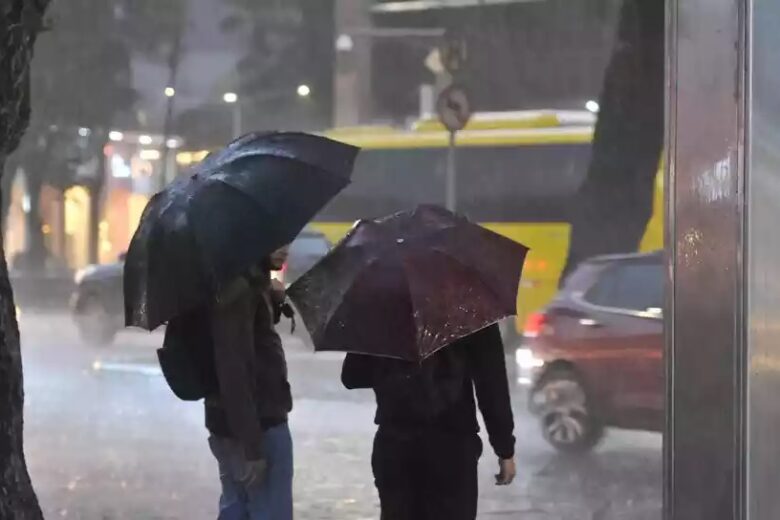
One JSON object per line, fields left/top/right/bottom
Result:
{"left": 288, "top": 205, "right": 528, "bottom": 520}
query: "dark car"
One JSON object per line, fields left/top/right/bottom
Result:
{"left": 516, "top": 251, "right": 663, "bottom": 453}
{"left": 71, "top": 227, "right": 331, "bottom": 346}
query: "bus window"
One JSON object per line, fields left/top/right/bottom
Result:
{"left": 320, "top": 147, "right": 446, "bottom": 220}
{"left": 456, "top": 143, "right": 592, "bottom": 222}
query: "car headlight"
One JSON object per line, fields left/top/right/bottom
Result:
{"left": 515, "top": 348, "right": 545, "bottom": 370}
{"left": 74, "top": 265, "right": 98, "bottom": 284}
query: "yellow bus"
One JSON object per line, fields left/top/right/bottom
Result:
{"left": 177, "top": 110, "right": 663, "bottom": 336}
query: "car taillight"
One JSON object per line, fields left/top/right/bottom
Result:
{"left": 524, "top": 312, "right": 548, "bottom": 338}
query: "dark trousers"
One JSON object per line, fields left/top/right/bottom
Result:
{"left": 372, "top": 428, "right": 483, "bottom": 520}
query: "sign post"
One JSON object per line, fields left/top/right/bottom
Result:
{"left": 436, "top": 84, "right": 471, "bottom": 211}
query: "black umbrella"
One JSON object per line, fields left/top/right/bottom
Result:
{"left": 124, "top": 132, "right": 359, "bottom": 330}
{"left": 288, "top": 205, "right": 529, "bottom": 362}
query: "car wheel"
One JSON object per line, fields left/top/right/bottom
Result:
{"left": 76, "top": 296, "right": 118, "bottom": 347}
{"left": 531, "top": 369, "right": 604, "bottom": 454}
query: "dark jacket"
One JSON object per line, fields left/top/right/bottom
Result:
{"left": 205, "top": 270, "right": 292, "bottom": 460}
{"left": 341, "top": 324, "right": 515, "bottom": 459}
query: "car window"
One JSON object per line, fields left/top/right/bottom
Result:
{"left": 585, "top": 262, "right": 663, "bottom": 312}
{"left": 562, "top": 263, "right": 604, "bottom": 292}
{"left": 290, "top": 236, "right": 329, "bottom": 257}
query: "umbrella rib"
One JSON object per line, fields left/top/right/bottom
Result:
{"left": 315, "top": 345, "right": 410, "bottom": 362}
{"left": 193, "top": 178, "right": 286, "bottom": 285}
{"left": 402, "top": 248, "right": 520, "bottom": 360}
{"left": 432, "top": 247, "right": 519, "bottom": 312}
{"left": 397, "top": 249, "right": 427, "bottom": 363}
{"left": 313, "top": 249, "right": 378, "bottom": 340}
{"left": 203, "top": 134, "right": 355, "bottom": 181}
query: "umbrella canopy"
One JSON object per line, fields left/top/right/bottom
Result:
{"left": 288, "top": 205, "right": 529, "bottom": 362}
{"left": 124, "top": 131, "right": 359, "bottom": 330}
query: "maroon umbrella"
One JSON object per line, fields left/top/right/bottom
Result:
{"left": 288, "top": 205, "right": 529, "bottom": 362}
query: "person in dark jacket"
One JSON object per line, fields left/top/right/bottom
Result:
{"left": 342, "top": 324, "right": 516, "bottom": 520}
{"left": 206, "top": 245, "right": 294, "bottom": 520}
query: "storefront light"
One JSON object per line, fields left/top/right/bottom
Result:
{"left": 176, "top": 152, "right": 193, "bottom": 166}
{"left": 111, "top": 155, "right": 131, "bottom": 178}
{"left": 139, "top": 149, "right": 161, "bottom": 161}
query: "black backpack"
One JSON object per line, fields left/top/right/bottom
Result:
{"left": 157, "top": 293, "right": 295, "bottom": 402}
{"left": 157, "top": 306, "right": 218, "bottom": 401}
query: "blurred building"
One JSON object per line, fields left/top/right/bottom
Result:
{"left": 5, "top": 132, "right": 180, "bottom": 271}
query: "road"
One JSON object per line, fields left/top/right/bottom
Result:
{"left": 19, "top": 313, "right": 661, "bottom": 519}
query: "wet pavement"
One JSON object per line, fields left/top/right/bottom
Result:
{"left": 20, "top": 313, "right": 661, "bottom": 519}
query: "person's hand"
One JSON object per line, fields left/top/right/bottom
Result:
{"left": 495, "top": 458, "right": 516, "bottom": 486}
{"left": 239, "top": 458, "right": 268, "bottom": 488}
{"left": 270, "top": 279, "right": 286, "bottom": 304}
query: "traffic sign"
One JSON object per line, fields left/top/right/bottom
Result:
{"left": 436, "top": 85, "right": 472, "bottom": 133}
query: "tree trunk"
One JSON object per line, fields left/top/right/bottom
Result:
{"left": 2, "top": 156, "right": 19, "bottom": 227}
{"left": 160, "top": 26, "right": 183, "bottom": 191}
{"left": 19, "top": 164, "right": 47, "bottom": 272}
{"left": 87, "top": 150, "right": 106, "bottom": 265}
{"left": 0, "top": 1, "right": 50, "bottom": 518}
{"left": 561, "top": 0, "right": 664, "bottom": 281}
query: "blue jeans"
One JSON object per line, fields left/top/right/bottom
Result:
{"left": 209, "top": 423, "right": 294, "bottom": 520}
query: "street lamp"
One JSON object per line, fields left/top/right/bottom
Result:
{"left": 164, "top": 86, "right": 176, "bottom": 98}
{"left": 297, "top": 84, "right": 311, "bottom": 98}
{"left": 223, "top": 92, "right": 242, "bottom": 138}
{"left": 585, "top": 100, "right": 600, "bottom": 113}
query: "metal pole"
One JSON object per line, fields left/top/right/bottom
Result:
{"left": 159, "top": 25, "right": 183, "bottom": 192}
{"left": 666, "top": 0, "right": 748, "bottom": 518}
{"left": 445, "top": 130, "right": 456, "bottom": 211}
